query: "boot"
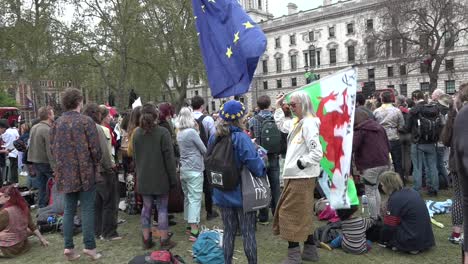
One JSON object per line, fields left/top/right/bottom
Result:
{"left": 302, "top": 244, "right": 319, "bottom": 262}
{"left": 160, "top": 238, "right": 177, "bottom": 250}
{"left": 142, "top": 232, "right": 154, "bottom": 250}
{"left": 281, "top": 247, "right": 302, "bottom": 264}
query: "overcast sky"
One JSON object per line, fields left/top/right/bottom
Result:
{"left": 269, "top": 0, "right": 323, "bottom": 17}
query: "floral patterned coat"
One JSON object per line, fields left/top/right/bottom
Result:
{"left": 50, "top": 111, "right": 102, "bottom": 193}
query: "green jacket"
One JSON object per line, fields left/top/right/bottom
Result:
{"left": 132, "top": 126, "right": 177, "bottom": 195}
{"left": 27, "top": 121, "right": 55, "bottom": 168}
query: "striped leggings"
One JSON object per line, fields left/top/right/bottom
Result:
{"left": 221, "top": 207, "right": 257, "bottom": 264}
{"left": 452, "top": 172, "right": 463, "bottom": 226}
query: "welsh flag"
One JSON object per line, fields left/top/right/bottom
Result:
{"left": 287, "top": 67, "right": 358, "bottom": 209}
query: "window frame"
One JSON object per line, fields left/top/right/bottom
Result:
{"left": 387, "top": 66, "right": 394, "bottom": 77}
{"left": 277, "top": 79, "right": 282, "bottom": 89}
{"left": 329, "top": 48, "right": 337, "bottom": 65}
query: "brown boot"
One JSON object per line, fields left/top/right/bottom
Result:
{"left": 302, "top": 244, "right": 319, "bottom": 262}
{"left": 160, "top": 238, "right": 177, "bottom": 250}
{"left": 142, "top": 232, "right": 154, "bottom": 250}
{"left": 281, "top": 247, "right": 302, "bottom": 264}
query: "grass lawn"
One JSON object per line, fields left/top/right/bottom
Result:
{"left": 8, "top": 189, "right": 460, "bottom": 264}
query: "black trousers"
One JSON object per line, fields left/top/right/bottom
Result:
{"left": 95, "top": 171, "right": 119, "bottom": 238}
{"left": 203, "top": 170, "right": 214, "bottom": 214}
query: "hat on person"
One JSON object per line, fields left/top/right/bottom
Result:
{"left": 219, "top": 100, "right": 246, "bottom": 121}
{"left": 438, "top": 94, "right": 452, "bottom": 108}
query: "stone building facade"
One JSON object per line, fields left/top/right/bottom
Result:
{"left": 187, "top": 0, "right": 468, "bottom": 112}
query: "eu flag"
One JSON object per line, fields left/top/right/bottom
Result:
{"left": 192, "top": 0, "right": 267, "bottom": 98}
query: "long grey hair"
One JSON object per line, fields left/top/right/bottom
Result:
{"left": 176, "top": 107, "right": 196, "bottom": 130}
{"left": 290, "top": 91, "right": 316, "bottom": 117}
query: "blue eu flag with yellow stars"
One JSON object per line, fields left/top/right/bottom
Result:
{"left": 192, "top": 0, "right": 267, "bottom": 98}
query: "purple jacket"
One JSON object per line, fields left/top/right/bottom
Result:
{"left": 353, "top": 119, "right": 390, "bottom": 171}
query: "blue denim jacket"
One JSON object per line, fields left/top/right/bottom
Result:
{"left": 208, "top": 125, "right": 266, "bottom": 208}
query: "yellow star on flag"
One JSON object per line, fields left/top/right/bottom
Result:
{"left": 233, "top": 32, "right": 240, "bottom": 44}
{"left": 226, "top": 47, "right": 233, "bottom": 58}
{"left": 208, "top": 0, "right": 216, "bottom": 3}
{"left": 243, "top": 21, "right": 254, "bottom": 29}
{"left": 201, "top": 5, "right": 206, "bottom": 13}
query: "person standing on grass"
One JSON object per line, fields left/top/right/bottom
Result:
{"left": 27, "top": 106, "right": 55, "bottom": 208}
{"left": 452, "top": 84, "right": 468, "bottom": 264}
{"left": 248, "top": 95, "right": 281, "bottom": 225}
{"left": 208, "top": 100, "right": 266, "bottom": 264}
{"left": 132, "top": 103, "right": 177, "bottom": 250}
{"left": 50, "top": 88, "right": 102, "bottom": 261}
{"left": 373, "top": 91, "right": 405, "bottom": 183}
{"left": 191, "top": 95, "right": 219, "bottom": 221}
{"left": 440, "top": 92, "right": 463, "bottom": 244}
{"left": 352, "top": 108, "right": 390, "bottom": 218}
{"left": 176, "top": 107, "right": 207, "bottom": 241}
{"left": 83, "top": 104, "right": 122, "bottom": 242}
{"left": 273, "top": 91, "right": 323, "bottom": 264}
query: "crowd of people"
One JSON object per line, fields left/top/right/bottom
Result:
{"left": 0, "top": 83, "right": 466, "bottom": 264}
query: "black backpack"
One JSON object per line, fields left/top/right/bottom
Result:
{"left": 255, "top": 115, "right": 282, "bottom": 154}
{"left": 417, "top": 104, "right": 443, "bottom": 143}
{"left": 205, "top": 135, "right": 240, "bottom": 190}
{"left": 196, "top": 115, "right": 209, "bottom": 147}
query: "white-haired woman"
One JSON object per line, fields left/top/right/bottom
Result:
{"left": 273, "top": 91, "right": 323, "bottom": 264}
{"left": 176, "top": 107, "right": 207, "bottom": 241}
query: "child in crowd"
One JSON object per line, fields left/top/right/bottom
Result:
{"left": 330, "top": 205, "right": 375, "bottom": 254}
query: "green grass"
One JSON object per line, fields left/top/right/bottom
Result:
{"left": 8, "top": 189, "right": 460, "bottom": 264}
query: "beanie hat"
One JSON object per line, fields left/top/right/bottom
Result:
{"left": 219, "top": 100, "right": 246, "bottom": 121}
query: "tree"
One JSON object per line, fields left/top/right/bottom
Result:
{"left": 374, "top": 0, "right": 468, "bottom": 92}
{"left": 0, "top": 90, "right": 17, "bottom": 107}
{"left": 0, "top": 0, "right": 62, "bottom": 106}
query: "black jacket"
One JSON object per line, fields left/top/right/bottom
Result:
{"left": 405, "top": 101, "right": 438, "bottom": 144}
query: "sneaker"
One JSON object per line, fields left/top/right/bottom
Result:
{"left": 206, "top": 211, "right": 219, "bottom": 221}
{"left": 449, "top": 235, "right": 463, "bottom": 244}
{"left": 258, "top": 220, "right": 270, "bottom": 226}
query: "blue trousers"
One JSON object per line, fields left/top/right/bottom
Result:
{"left": 35, "top": 163, "right": 54, "bottom": 208}
{"left": 63, "top": 187, "right": 96, "bottom": 250}
{"left": 258, "top": 154, "right": 280, "bottom": 222}
{"left": 411, "top": 144, "right": 438, "bottom": 192}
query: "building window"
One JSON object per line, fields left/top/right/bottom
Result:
{"left": 263, "top": 81, "right": 268, "bottom": 90}
{"left": 367, "top": 41, "right": 376, "bottom": 60}
{"left": 316, "top": 50, "right": 321, "bottom": 66}
{"left": 262, "top": 60, "right": 268, "bottom": 74}
{"left": 387, "top": 85, "right": 395, "bottom": 89}
{"left": 309, "top": 48, "right": 316, "bottom": 68}
{"left": 445, "top": 32, "right": 454, "bottom": 48}
{"left": 366, "top": 19, "right": 374, "bottom": 31}
{"left": 368, "top": 68, "right": 375, "bottom": 80}
{"left": 211, "top": 101, "right": 216, "bottom": 112}
{"left": 446, "top": 80, "right": 456, "bottom": 94}
{"left": 420, "top": 82, "right": 430, "bottom": 93}
{"left": 275, "top": 37, "right": 281, "bottom": 48}
{"left": 329, "top": 26, "right": 335, "bottom": 38}
{"left": 277, "top": 79, "right": 282, "bottom": 89}
{"left": 347, "top": 45, "right": 355, "bottom": 62}
{"left": 309, "top": 31, "right": 314, "bottom": 42}
{"left": 387, "top": 66, "right": 394, "bottom": 77}
{"left": 400, "top": 65, "right": 407, "bottom": 76}
{"left": 258, "top": 0, "right": 262, "bottom": 10}
{"left": 290, "top": 34, "right": 296, "bottom": 45}
{"left": 347, "top": 23, "right": 354, "bottom": 34}
{"left": 392, "top": 39, "right": 401, "bottom": 57}
{"left": 420, "top": 63, "right": 431, "bottom": 73}
{"left": 195, "top": 90, "right": 199, "bottom": 96}
{"left": 329, "top": 48, "right": 337, "bottom": 64}
{"left": 303, "top": 52, "right": 309, "bottom": 67}
{"left": 290, "top": 55, "right": 297, "bottom": 71}
{"left": 291, "top": 77, "right": 297, "bottom": 87}
{"left": 400, "top": 84, "right": 407, "bottom": 96}
{"left": 446, "top": 59, "right": 454, "bottom": 71}
{"left": 276, "top": 58, "right": 282, "bottom": 73}
{"left": 385, "top": 40, "right": 391, "bottom": 57}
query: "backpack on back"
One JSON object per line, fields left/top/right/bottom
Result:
{"left": 205, "top": 135, "right": 240, "bottom": 190}
{"left": 255, "top": 115, "right": 282, "bottom": 154}
{"left": 192, "top": 228, "right": 224, "bottom": 264}
{"left": 417, "top": 104, "right": 443, "bottom": 143}
{"left": 196, "top": 115, "right": 209, "bottom": 147}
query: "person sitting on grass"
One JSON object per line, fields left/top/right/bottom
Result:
{"left": 379, "top": 171, "right": 435, "bottom": 254}
{"left": 329, "top": 179, "right": 375, "bottom": 254}
{"left": 0, "top": 185, "right": 49, "bottom": 258}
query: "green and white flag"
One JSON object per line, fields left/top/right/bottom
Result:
{"left": 287, "top": 67, "right": 359, "bottom": 209}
